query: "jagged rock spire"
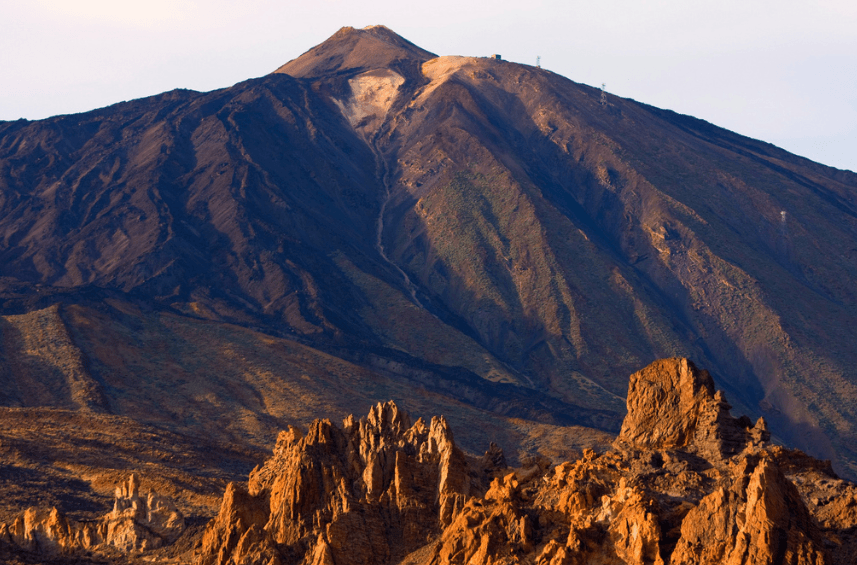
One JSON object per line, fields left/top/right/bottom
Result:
{"left": 197, "top": 401, "right": 472, "bottom": 565}
{"left": 615, "top": 358, "right": 770, "bottom": 459}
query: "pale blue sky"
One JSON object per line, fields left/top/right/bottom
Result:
{"left": 2, "top": 0, "right": 855, "bottom": 172}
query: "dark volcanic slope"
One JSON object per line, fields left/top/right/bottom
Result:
{"left": 372, "top": 53, "right": 857, "bottom": 470}
{"left": 1, "top": 26, "right": 857, "bottom": 478}
{"left": 0, "top": 69, "right": 381, "bottom": 336}
{"left": 376, "top": 54, "right": 857, "bottom": 475}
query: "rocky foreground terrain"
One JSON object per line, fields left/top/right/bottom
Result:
{"left": 3, "top": 358, "right": 855, "bottom": 564}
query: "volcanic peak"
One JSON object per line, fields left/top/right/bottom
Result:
{"left": 273, "top": 25, "right": 435, "bottom": 79}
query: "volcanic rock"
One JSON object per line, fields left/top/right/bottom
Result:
{"left": 196, "top": 360, "right": 850, "bottom": 565}
{"left": 197, "top": 401, "right": 474, "bottom": 565}
{"left": 669, "top": 455, "right": 826, "bottom": 565}
{"left": 0, "top": 473, "right": 184, "bottom": 556}
{"left": 615, "top": 358, "right": 770, "bottom": 459}
{"left": 425, "top": 359, "right": 830, "bottom": 565}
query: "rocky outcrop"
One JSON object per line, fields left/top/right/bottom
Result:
{"left": 426, "top": 359, "right": 830, "bottom": 565}
{"left": 197, "top": 401, "right": 475, "bottom": 565}
{"left": 669, "top": 455, "right": 826, "bottom": 565}
{"left": 195, "top": 359, "right": 854, "bottom": 565}
{"left": 0, "top": 473, "right": 184, "bottom": 556}
{"left": 616, "top": 358, "right": 770, "bottom": 459}
{"left": 428, "top": 447, "right": 829, "bottom": 565}
{"left": 770, "top": 446, "right": 857, "bottom": 565}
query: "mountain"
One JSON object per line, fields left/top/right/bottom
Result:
{"left": 1, "top": 25, "right": 857, "bottom": 553}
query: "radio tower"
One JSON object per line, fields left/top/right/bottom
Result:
{"left": 536, "top": 56, "right": 541, "bottom": 68}
{"left": 600, "top": 83, "right": 607, "bottom": 106}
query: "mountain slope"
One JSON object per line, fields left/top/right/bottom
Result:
{"left": 366, "top": 52, "right": 857, "bottom": 475}
{"left": 0, "top": 26, "right": 856, "bottom": 479}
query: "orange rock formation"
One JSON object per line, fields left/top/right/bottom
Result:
{"left": 197, "top": 401, "right": 472, "bottom": 565}
{"left": 0, "top": 473, "right": 184, "bottom": 556}
{"left": 194, "top": 359, "right": 853, "bottom": 565}
{"left": 3, "top": 359, "right": 853, "bottom": 564}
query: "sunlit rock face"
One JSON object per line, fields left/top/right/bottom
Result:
{"left": 197, "top": 361, "right": 849, "bottom": 565}
{"left": 5, "top": 360, "right": 848, "bottom": 564}
{"left": 196, "top": 400, "right": 473, "bottom": 565}
{"left": 616, "top": 358, "right": 770, "bottom": 459}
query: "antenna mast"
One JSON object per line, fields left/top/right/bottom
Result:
{"left": 600, "top": 83, "right": 607, "bottom": 106}
{"left": 536, "top": 56, "right": 541, "bottom": 68}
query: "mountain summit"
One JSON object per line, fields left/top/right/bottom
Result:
{"left": 0, "top": 25, "right": 856, "bottom": 486}
{"left": 273, "top": 25, "right": 435, "bottom": 78}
